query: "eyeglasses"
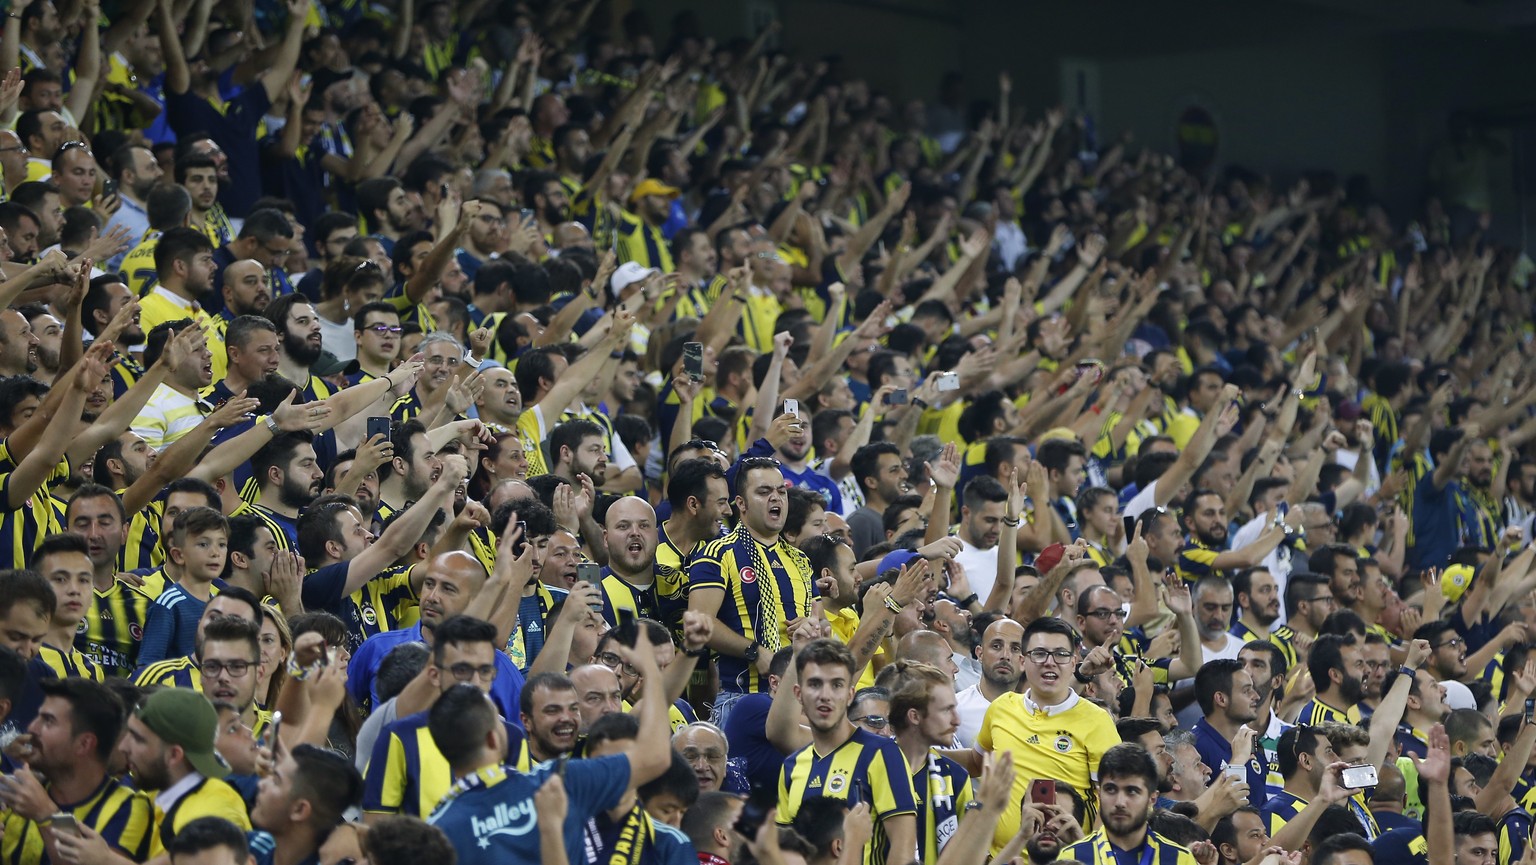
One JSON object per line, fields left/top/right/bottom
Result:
{"left": 1435, "top": 637, "right": 1465, "bottom": 650}
{"left": 850, "top": 714, "right": 889, "bottom": 730}
{"left": 596, "top": 651, "right": 638, "bottom": 676}
{"left": 0, "top": 145, "right": 27, "bottom": 155}
{"left": 683, "top": 439, "right": 721, "bottom": 452}
{"left": 1083, "top": 609, "right": 1123, "bottom": 621}
{"left": 1025, "top": 649, "right": 1075, "bottom": 665}
{"left": 363, "top": 324, "right": 404, "bottom": 334}
{"left": 1303, "top": 595, "right": 1335, "bottom": 606}
{"left": 439, "top": 662, "right": 496, "bottom": 683}
{"left": 202, "top": 659, "right": 253, "bottom": 677}
{"left": 425, "top": 355, "right": 463, "bottom": 368}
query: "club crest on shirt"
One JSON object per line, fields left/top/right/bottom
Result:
{"left": 362, "top": 605, "right": 378, "bottom": 626}
{"left": 827, "top": 772, "right": 847, "bottom": 795}
{"left": 1054, "top": 734, "right": 1073, "bottom": 753}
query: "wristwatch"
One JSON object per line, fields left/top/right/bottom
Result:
{"left": 743, "top": 643, "right": 760, "bottom": 664}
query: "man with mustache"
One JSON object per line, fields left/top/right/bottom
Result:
{"left": 1230, "top": 567, "right": 1281, "bottom": 644}
{"left": 672, "top": 723, "right": 730, "bottom": 793}
{"left": 246, "top": 432, "right": 324, "bottom": 549}
{"left": 1297, "top": 634, "right": 1367, "bottom": 726}
{"left": 263, "top": 294, "right": 336, "bottom": 403}
{"left": 891, "top": 662, "right": 974, "bottom": 864}
{"left": 1175, "top": 488, "right": 1287, "bottom": 584}
{"left": 1058, "top": 743, "right": 1203, "bottom": 865}
{"left": 363, "top": 615, "right": 530, "bottom": 821}
{"left": 194, "top": 617, "right": 271, "bottom": 737}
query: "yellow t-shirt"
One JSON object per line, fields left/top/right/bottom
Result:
{"left": 137, "top": 288, "right": 228, "bottom": 384}
{"left": 826, "top": 606, "right": 882, "bottom": 691}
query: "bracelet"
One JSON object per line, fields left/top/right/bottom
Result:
{"left": 1002, "top": 516, "right": 1021, "bottom": 527}
{"left": 1399, "top": 665, "right": 1417, "bottom": 679}
{"left": 956, "top": 593, "right": 979, "bottom": 609}
{"left": 263, "top": 414, "right": 280, "bottom": 434}
{"left": 883, "top": 594, "right": 905, "bottom": 614}
{"left": 684, "top": 646, "right": 709, "bottom": 659}
{"left": 911, "top": 397, "right": 930, "bottom": 409}
{"left": 464, "top": 354, "right": 482, "bottom": 367}
{"left": 1073, "top": 666, "right": 1095, "bottom": 684}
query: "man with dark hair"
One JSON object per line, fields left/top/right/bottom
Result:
{"left": 262, "top": 294, "right": 333, "bottom": 400}
{"left": 680, "top": 790, "right": 744, "bottom": 863}
{"left": 364, "top": 615, "right": 529, "bottom": 820}
{"left": 103, "top": 144, "right": 163, "bottom": 261}
{"left": 846, "top": 442, "right": 906, "bottom": 557}
{"left": 1414, "top": 619, "right": 1469, "bottom": 683}
{"left": 211, "top": 210, "right": 295, "bottom": 315}
{"left": 142, "top": 227, "right": 220, "bottom": 371}
{"left": 776, "top": 639, "right": 917, "bottom": 865}
{"left": 581, "top": 718, "right": 697, "bottom": 857}
{"left": 355, "top": 177, "right": 417, "bottom": 254}
{"left": 1058, "top": 743, "right": 1198, "bottom": 863}
{"left": 249, "top": 745, "right": 363, "bottom": 865}
{"left": 1297, "top": 634, "right": 1366, "bottom": 726}
{"left": 28, "top": 532, "right": 103, "bottom": 681}
{"left": 980, "top": 616, "right": 1119, "bottom": 850}
{"left": 361, "top": 816, "right": 456, "bottom": 865}
{"left": 548, "top": 417, "right": 608, "bottom": 486}
{"left": 248, "top": 432, "right": 323, "bottom": 549}
{"left": 1230, "top": 567, "right": 1280, "bottom": 644}
{"left": 1270, "top": 572, "right": 1334, "bottom": 670}
{"left": 129, "top": 319, "right": 215, "bottom": 450}
{"left": 164, "top": 817, "right": 251, "bottom": 865}
{"left": 0, "top": 678, "right": 151, "bottom": 862}
{"left": 1175, "top": 487, "right": 1286, "bottom": 583}
{"left": 211, "top": 315, "right": 280, "bottom": 404}
{"left": 427, "top": 630, "right": 673, "bottom": 865}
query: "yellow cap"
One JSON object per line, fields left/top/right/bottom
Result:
{"left": 1440, "top": 564, "right": 1476, "bottom": 603}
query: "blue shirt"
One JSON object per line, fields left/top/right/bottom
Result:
{"left": 138, "top": 582, "right": 208, "bottom": 666}
{"left": 428, "top": 756, "right": 631, "bottom": 865}
{"left": 248, "top": 830, "right": 318, "bottom": 865}
{"left": 1190, "top": 717, "right": 1267, "bottom": 809}
{"left": 164, "top": 85, "right": 270, "bottom": 217}
{"left": 1410, "top": 472, "right": 1463, "bottom": 571}
{"left": 778, "top": 461, "right": 843, "bottom": 513}
{"left": 721, "top": 692, "right": 781, "bottom": 792}
{"left": 348, "top": 623, "right": 525, "bottom": 720}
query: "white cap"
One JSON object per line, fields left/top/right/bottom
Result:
{"left": 610, "top": 261, "right": 658, "bottom": 298}
{"left": 1440, "top": 679, "right": 1476, "bottom": 711}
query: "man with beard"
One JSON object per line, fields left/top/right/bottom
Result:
{"left": 207, "top": 316, "right": 279, "bottom": 407}
{"left": 1383, "top": 665, "right": 1451, "bottom": 759}
{"left": 263, "top": 295, "right": 335, "bottom": 402}
{"left": 847, "top": 442, "right": 907, "bottom": 558}
{"left": 0, "top": 307, "right": 40, "bottom": 377}
{"left": 688, "top": 456, "right": 817, "bottom": 729}
{"left": 1231, "top": 567, "right": 1281, "bottom": 644}
{"left": 521, "top": 171, "right": 571, "bottom": 241}
{"left": 453, "top": 198, "right": 507, "bottom": 281}
{"left": 1194, "top": 577, "right": 1247, "bottom": 661}
{"left": 141, "top": 228, "right": 224, "bottom": 378}
{"left": 247, "top": 432, "right": 324, "bottom": 549}
{"left": 363, "top": 615, "right": 530, "bottom": 821}
{"left": 777, "top": 639, "right": 917, "bottom": 865}
{"left": 211, "top": 211, "right": 296, "bottom": 317}
{"left": 118, "top": 688, "right": 252, "bottom": 852}
{"left": 249, "top": 745, "right": 362, "bottom": 865}
{"left": 131, "top": 320, "right": 215, "bottom": 450}
{"left": 1270, "top": 573, "right": 1333, "bottom": 671}
{"left": 549, "top": 418, "right": 609, "bottom": 487}
{"left": 1311, "top": 545, "right": 1364, "bottom": 617}
{"left": 1175, "top": 488, "right": 1286, "bottom": 584}
{"left": 377, "top": 419, "right": 442, "bottom": 518}
{"left": 174, "top": 154, "right": 226, "bottom": 247}
{"left": 104, "top": 145, "right": 164, "bottom": 258}
{"left": 891, "top": 662, "right": 975, "bottom": 864}
{"left": 219, "top": 261, "right": 274, "bottom": 323}
{"left": 1058, "top": 744, "right": 1202, "bottom": 864}
{"left": 658, "top": 456, "right": 729, "bottom": 609}
{"left": 17, "top": 303, "right": 60, "bottom": 383}
{"left": 955, "top": 617, "right": 1024, "bottom": 749}
{"left": 953, "top": 476, "right": 1009, "bottom": 605}
{"left": 1297, "top": 634, "right": 1367, "bottom": 726}
{"left": 194, "top": 617, "right": 272, "bottom": 737}
{"left": 83, "top": 274, "right": 149, "bottom": 397}
{"left": 296, "top": 463, "right": 463, "bottom": 648}
{"left": 597, "top": 496, "right": 677, "bottom": 629}
{"left": 348, "top": 552, "right": 526, "bottom": 720}
{"left": 1191, "top": 659, "right": 1264, "bottom": 807}
{"left": 772, "top": 406, "right": 843, "bottom": 514}
{"left": 0, "top": 679, "right": 153, "bottom": 864}
{"left": 1415, "top": 620, "right": 1469, "bottom": 685}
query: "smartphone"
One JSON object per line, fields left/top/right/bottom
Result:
{"left": 366, "top": 416, "right": 391, "bottom": 443}
{"left": 683, "top": 342, "right": 704, "bottom": 382}
{"left": 555, "top": 752, "right": 569, "bottom": 779}
{"left": 1526, "top": 698, "right": 1535, "bottom": 724}
{"left": 1340, "top": 764, "right": 1378, "bottom": 789}
{"left": 577, "top": 562, "right": 603, "bottom": 605}
{"left": 102, "top": 178, "right": 118, "bottom": 198}
{"left": 1224, "top": 763, "right": 1247, "bottom": 782}
{"left": 1273, "top": 500, "right": 1289, "bottom": 528}
{"left": 1028, "top": 779, "right": 1056, "bottom": 807}
{"left": 784, "top": 398, "right": 799, "bottom": 417}
{"left": 267, "top": 710, "right": 283, "bottom": 749}
{"left": 49, "top": 813, "right": 77, "bottom": 837}
{"left": 511, "top": 520, "right": 527, "bottom": 556}
{"left": 519, "top": 207, "right": 535, "bottom": 224}
{"left": 734, "top": 785, "right": 778, "bottom": 839}
{"left": 885, "top": 389, "right": 908, "bottom": 406}
{"left": 936, "top": 372, "right": 960, "bottom": 392}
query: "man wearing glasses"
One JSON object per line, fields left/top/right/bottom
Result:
{"left": 1413, "top": 620, "right": 1469, "bottom": 687}
{"left": 362, "top": 615, "right": 530, "bottom": 821}
{"left": 977, "top": 616, "right": 1120, "bottom": 853}
{"left": 194, "top": 617, "right": 273, "bottom": 740}
{"left": 1269, "top": 573, "right": 1334, "bottom": 671}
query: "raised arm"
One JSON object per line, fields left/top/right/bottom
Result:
{"left": 257, "top": 0, "right": 310, "bottom": 104}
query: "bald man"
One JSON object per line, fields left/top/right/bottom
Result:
{"left": 473, "top": 366, "right": 524, "bottom": 431}
{"left": 346, "top": 551, "right": 527, "bottom": 718}
{"left": 552, "top": 222, "right": 593, "bottom": 251}
{"left": 600, "top": 496, "right": 668, "bottom": 628}
{"left": 221, "top": 259, "right": 272, "bottom": 318}
{"left": 570, "top": 663, "right": 624, "bottom": 732}
{"left": 896, "top": 630, "right": 961, "bottom": 681}
{"left": 955, "top": 617, "right": 1025, "bottom": 748}
{"left": 673, "top": 723, "right": 730, "bottom": 793}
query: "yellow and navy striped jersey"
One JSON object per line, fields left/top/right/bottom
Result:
{"left": 149, "top": 777, "right": 251, "bottom": 858}
{"left": 133, "top": 655, "right": 201, "bottom": 691}
{"left": 230, "top": 501, "right": 296, "bottom": 551}
{"left": 1174, "top": 539, "right": 1223, "bottom": 583}
{"left": 911, "top": 752, "right": 973, "bottom": 865}
{"left": 0, "top": 472, "right": 64, "bottom": 567}
{"left": 108, "top": 352, "right": 147, "bottom": 400}
{"left": 121, "top": 231, "right": 161, "bottom": 298}
{"left": 37, "top": 642, "right": 104, "bottom": 682}
{"left": 514, "top": 406, "right": 551, "bottom": 478}
{"left": 389, "top": 391, "right": 424, "bottom": 423}
{"left": 614, "top": 210, "right": 674, "bottom": 273}
{"left": 362, "top": 710, "right": 530, "bottom": 818}
{"left": 1260, "top": 790, "right": 1308, "bottom": 834}
{"left": 122, "top": 498, "right": 166, "bottom": 572}
{"left": 1296, "top": 697, "right": 1362, "bottom": 726}
{"left": 688, "top": 525, "right": 816, "bottom": 694}
{"left": 1270, "top": 625, "right": 1304, "bottom": 671}
{"left": 77, "top": 578, "right": 154, "bottom": 678}
{"left": 340, "top": 564, "right": 420, "bottom": 651}
{"left": 1058, "top": 830, "right": 1199, "bottom": 865}
{"left": 0, "top": 774, "right": 153, "bottom": 865}
{"left": 1360, "top": 392, "right": 1399, "bottom": 466}
{"left": 777, "top": 728, "right": 917, "bottom": 865}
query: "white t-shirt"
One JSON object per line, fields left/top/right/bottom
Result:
{"left": 1123, "top": 479, "right": 1161, "bottom": 521}
{"left": 319, "top": 314, "right": 357, "bottom": 362}
{"left": 955, "top": 684, "right": 994, "bottom": 749}
{"left": 953, "top": 537, "right": 999, "bottom": 605}
{"left": 1229, "top": 512, "right": 1295, "bottom": 629}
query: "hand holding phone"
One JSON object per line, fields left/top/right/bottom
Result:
{"left": 1028, "top": 778, "right": 1056, "bottom": 807}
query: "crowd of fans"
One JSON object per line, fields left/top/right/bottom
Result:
{"left": 0, "top": 1, "right": 1528, "bottom": 865}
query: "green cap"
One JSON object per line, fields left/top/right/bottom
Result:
{"left": 135, "top": 689, "right": 229, "bottom": 779}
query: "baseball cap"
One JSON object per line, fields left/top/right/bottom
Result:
{"left": 877, "top": 549, "right": 919, "bottom": 578}
{"left": 1440, "top": 563, "right": 1476, "bottom": 603}
{"left": 629, "top": 179, "right": 681, "bottom": 204}
{"left": 611, "top": 261, "right": 659, "bottom": 298}
{"left": 136, "top": 689, "right": 229, "bottom": 779}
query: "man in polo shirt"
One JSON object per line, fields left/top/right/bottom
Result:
{"left": 119, "top": 689, "right": 251, "bottom": 856}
